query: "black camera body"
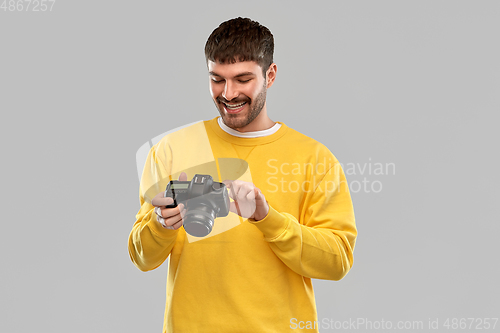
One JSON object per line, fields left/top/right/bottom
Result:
{"left": 164, "top": 174, "right": 230, "bottom": 237}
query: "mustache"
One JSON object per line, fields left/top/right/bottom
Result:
{"left": 217, "top": 97, "right": 250, "bottom": 104}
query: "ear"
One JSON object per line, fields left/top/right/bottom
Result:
{"left": 265, "top": 63, "right": 277, "bottom": 88}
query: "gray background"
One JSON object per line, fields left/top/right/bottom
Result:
{"left": 1, "top": 0, "right": 499, "bottom": 332}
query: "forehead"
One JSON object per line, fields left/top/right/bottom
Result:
{"left": 208, "top": 60, "right": 262, "bottom": 77}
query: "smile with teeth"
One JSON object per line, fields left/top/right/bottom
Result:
{"left": 223, "top": 101, "right": 247, "bottom": 110}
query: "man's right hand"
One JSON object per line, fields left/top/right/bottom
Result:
{"left": 151, "top": 172, "right": 187, "bottom": 230}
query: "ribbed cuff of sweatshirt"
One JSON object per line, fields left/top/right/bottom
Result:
{"left": 248, "top": 205, "right": 290, "bottom": 240}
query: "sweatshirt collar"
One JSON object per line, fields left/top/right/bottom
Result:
{"left": 207, "top": 117, "right": 288, "bottom": 146}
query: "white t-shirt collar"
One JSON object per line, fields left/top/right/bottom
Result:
{"left": 217, "top": 117, "right": 281, "bottom": 138}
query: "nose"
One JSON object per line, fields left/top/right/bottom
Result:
{"left": 222, "top": 81, "right": 239, "bottom": 101}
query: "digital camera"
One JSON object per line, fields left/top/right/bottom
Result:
{"left": 164, "top": 174, "right": 230, "bottom": 237}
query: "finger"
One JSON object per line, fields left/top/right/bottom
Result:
{"left": 156, "top": 213, "right": 170, "bottom": 228}
{"left": 245, "top": 189, "right": 256, "bottom": 201}
{"left": 229, "top": 201, "right": 241, "bottom": 216}
{"left": 164, "top": 208, "right": 185, "bottom": 227}
{"left": 151, "top": 191, "right": 164, "bottom": 206}
{"left": 161, "top": 221, "right": 175, "bottom": 230}
{"left": 237, "top": 185, "right": 251, "bottom": 202}
{"left": 178, "top": 172, "right": 188, "bottom": 181}
{"left": 170, "top": 218, "right": 184, "bottom": 230}
{"left": 160, "top": 203, "right": 185, "bottom": 218}
{"left": 152, "top": 195, "right": 174, "bottom": 207}
{"left": 157, "top": 216, "right": 167, "bottom": 227}
{"left": 255, "top": 189, "right": 266, "bottom": 203}
{"left": 156, "top": 204, "right": 181, "bottom": 218}
{"left": 228, "top": 182, "right": 242, "bottom": 201}
{"left": 223, "top": 180, "right": 237, "bottom": 200}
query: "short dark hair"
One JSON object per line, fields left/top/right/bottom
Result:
{"left": 204, "top": 17, "right": 274, "bottom": 78}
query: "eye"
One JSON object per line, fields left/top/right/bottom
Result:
{"left": 212, "top": 79, "right": 224, "bottom": 83}
{"left": 238, "top": 79, "right": 251, "bottom": 83}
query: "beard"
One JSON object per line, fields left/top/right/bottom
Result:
{"left": 214, "top": 81, "right": 267, "bottom": 131}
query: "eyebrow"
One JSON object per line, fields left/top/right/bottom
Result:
{"left": 209, "top": 71, "right": 256, "bottom": 78}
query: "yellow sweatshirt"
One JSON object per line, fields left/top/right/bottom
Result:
{"left": 129, "top": 117, "right": 357, "bottom": 332}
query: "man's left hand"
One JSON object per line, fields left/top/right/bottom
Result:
{"left": 222, "top": 180, "right": 269, "bottom": 221}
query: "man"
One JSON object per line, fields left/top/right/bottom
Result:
{"left": 129, "top": 17, "right": 357, "bottom": 332}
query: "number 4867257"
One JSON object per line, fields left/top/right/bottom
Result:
{"left": 1, "top": 0, "right": 56, "bottom": 11}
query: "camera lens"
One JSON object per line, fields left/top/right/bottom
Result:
{"left": 183, "top": 203, "right": 216, "bottom": 237}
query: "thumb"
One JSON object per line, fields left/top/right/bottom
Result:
{"left": 229, "top": 201, "right": 241, "bottom": 216}
{"left": 178, "top": 172, "right": 187, "bottom": 181}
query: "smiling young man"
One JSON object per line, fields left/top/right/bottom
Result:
{"left": 208, "top": 60, "right": 276, "bottom": 133}
{"left": 129, "top": 17, "right": 357, "bottom": 332}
